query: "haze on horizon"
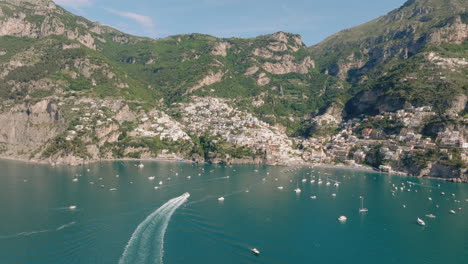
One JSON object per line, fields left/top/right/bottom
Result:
{"left": 54, "top": 0, "right": 406, "bottom": 45}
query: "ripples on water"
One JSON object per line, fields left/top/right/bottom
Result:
{"left": 0, "top": 160, "right": 467, "bottom": 264}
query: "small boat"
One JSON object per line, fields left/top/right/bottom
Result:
{"left": 359, "top": 197, "right": 368, "bottom": 213}
{"left": 218, "top": 197, "right": 225, "bottom": 201}
{"left": 338, "top": 216, "right": 347, "bottom": 222}
{"left": 441, "top": 192, "right": 445, "bottom": 195}
{"left": 301, "top": 179, "right": 307, "bottom": 183}
{"left": 251, "top": 248, "right": 260, "bottom": 255}
{"left": 417, "top": 217, "right": 426, "bottom": 226}
{"left": 154, "top": 186, "right": 159, "bottom": 190}
{"left": 310, "top": 180, "right": 316, "bottom": 184}
{"left": 187, "top": 176, "right": 191, "bottom": 179}
{"left": 402, "top": 204, "right": 406, "bottom": 208}
{"left": 277, "top": 186, "right": 284, "bottom": 190}
{"left": 68, "top": 205, "right": 77, "bottom": 210}
{"left": 109, "top": 188, "right": 117, "bottom": 191}
{"left": 138, "top": 163, "right": 144, "bottom": 168}
{"left": 148, "top": 176, "right": 155, "bottom": 180}
{"left": 425, "top": 214, "right": 436, "bottom": 218}
{"left": 318, "top": 180, "right": 323, "bottom": 185}
{"left": 159, "top": 181, "right": 163, "bottom": 185}
{"left": 326, "top": 182, "right": 331, "bottom": 186}
{"left": 334, "top": 183, "right": 339, "bottom": 187}
{"left": 72, "top": 178, "right": 78, "bottom": 182}
{"left": 331, "top": 193, "right": 336, "bottom": 197}
{"left": 310, "top": 196, "right": 317, "bottom": 199}
{"left": 428, "top": 197, "right": 432, "bottom": 201}
{"left": 449, "top": 210, "right": 456, "bottom": 214}
{"left": 294, "top": 188, "right": 301, "bottom": 193}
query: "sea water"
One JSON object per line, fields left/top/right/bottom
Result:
{"left": 0, "top": 160, "right": 467, "bottom": 264}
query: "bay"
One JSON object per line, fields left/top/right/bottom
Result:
{"left": 0, "top": 160, "right": 467, "bottom": 264}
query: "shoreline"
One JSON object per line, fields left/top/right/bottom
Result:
{"left": 1, "top": 156, "right": 465, "bottom": 183}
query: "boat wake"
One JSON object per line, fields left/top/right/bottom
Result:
{"left": 119, "top": 192, "right": 190, "bottom": 264}
{"left": 0, "top": 221, "right": 77, "bottom": 239}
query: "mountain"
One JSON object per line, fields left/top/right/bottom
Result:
{"left": 0, "top": 0, "right": 466, "bottom": 181}
{"left": 309, "top": 0, "right": 467, "bottom": 116}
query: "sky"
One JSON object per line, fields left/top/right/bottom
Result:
{"left": 53, "top": 0, "right": 407, "bottom": 46}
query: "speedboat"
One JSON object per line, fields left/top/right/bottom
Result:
{"left": 148, "top": 176, "right": 155, "bottom": 180}
{"left": 251, "top": 248, "right": 260, "bottom": 255}
{"left": 449, "top": 210, "right": 456, "bottom": 214}
{"left": 294, "top": 188, "right": 301, "bottom": 193}
{"left": 68, "top": 205, "right": 77, "bottom": 210}
{"left": 425, "top": 214, "right": 436, "bottom": 218}
{"left": 428, "top": 197, "right": 432, "bottom": 201}
{"left": 218, "top": 197, "right": 225, "bottom": 201}
{"left": 72, "top": 178, "right": 78, "bottom": 182}
{"left": 334, "top": 183, "right": 339, "bottom": 187}
{"left": 331, "top": 193, "right": 337, "bottom": 197}
{"left": 310, "top": 196, "right": 317, "bottom": 199}
{"left": 338, "top": 216, "right": 347, "bottom": 222}
{"left": 138, "top": 163, "right": 144, "bottom": 168}
{"left": 417, "top": 217, "right": 426, "bottom": 226}
{"left": 277, "top": 186, "right": 284, "bottom": 190}
{"left": 109, "top": 188, "right": 117, "bottom": 191}
{"left": 302, "top": 179, "right": 307, "bottom": 183}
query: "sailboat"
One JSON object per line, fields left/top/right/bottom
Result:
{"left": 359, "top": 196, "right": 368, "bottom": 213}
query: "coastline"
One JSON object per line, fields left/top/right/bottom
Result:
{"left": 1, "top": 155, "right": 465, "bottom": 183}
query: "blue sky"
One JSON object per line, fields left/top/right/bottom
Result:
{"left": 54, "top": 0, "right": 406, "bottom": 45}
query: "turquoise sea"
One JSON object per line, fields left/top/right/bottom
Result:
{"left": 0, "top": 160, "right": 467, "bottom": 264}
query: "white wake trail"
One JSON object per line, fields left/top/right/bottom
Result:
{"left": 119, "top": 193, "right": 190, "bottom": 264}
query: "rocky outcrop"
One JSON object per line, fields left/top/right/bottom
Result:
{"left": 185, "top": 71, "right": 224, "bottom": 94}
{"left": 211, "top": 41, "right": 232, "bottom": 57}
{"left": 256, "top": 72, "right": 271, "bottom": 86}
{"left": 263, "top": 56, "right": 315, "bottom": 75}
{"left": 0, "top": 100, "right": 64, "bottom": 159}
{"left": 428, "top": 16, "right": 468, "bottom": 45}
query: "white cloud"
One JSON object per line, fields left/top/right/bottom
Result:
{"left": 54, "top": 0, "right": 92, "bottom": 10}
{"left": 105, "top": 8, "right": 157, "bottom": 38}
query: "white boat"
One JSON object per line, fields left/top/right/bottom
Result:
{"left": 441, "top": 192, "right": 445, "bottom": 195}
{"left": 138, "top": 163, "right": 144, "bottom": 168}
{"left": 72, "top": 178, "right": 78, "bottom": 182}
{"left": 334, "top": 183, "right": 339, "bottom": 187}
{"left": 425, "top": 214, "right": 436, "bottom": 218}
{"left": 187, "top": 176, "right": 191, "bottom": 179}
{"left": 310, "top": 196, "right": 317, "bottom": 199}
{"left": 402, "top": 204, "right": 406, "bottom": 208}
{"left": 109, "top": 188, "right": 117, "bottom": 191}
{"left": 428, "top": 197, "right": 432, "bottom": 201}
{"left": 277, "top": 186, "right": 284, "bottom": 190}
{"left": 68, "top": 205, "right": 77, "bottom": 210}
{"left": 417, "top": 217, "right": 426, "bottom": 226}
{"left": 338, "top": 216, "right": 347, "bottom": 222}
{"left": 218, "top": 197, "right": 225, "bottom": 201}
{"left": 310, "top": 180, "right": 316, "bottom": 184}
{"left": 154, "top": 186, "right": 159, "bottom": 190}
{"left": 359, "top": 197, "right": 368, "bottom": 213}
{"left": 331, "top": 193, "right": 336, "bottom": 197}
{"left": 294, "top": 188, "right": 301, "bottom": 193}
{"left": 159, "top": 181, "right": 163, "bottom": 185}
{"left": 302, "top": 179, "right": 307, "bottom": 183}
{"left": 318, "top": 180, "right": 323, "bottom": 185}
{"left": 148, "top": 176, "right": 155, "bottom": 180}
{"left": 326, "top": 182, "right": 331, "bottom": 186}
{"left": 251, "top": 248, "right": 260, "bottom": 255}
{"left": 449, "top": 210, "right": 456, "bottom": 214}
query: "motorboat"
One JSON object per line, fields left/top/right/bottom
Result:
{"left": 72, "top": 178, "right": 78, "bottom": 182}
{"left": 449, "top": 210, "right": 456, "bottom": 214}
{"left": 277, "top": 186, "right": 284, "bottom": 190}
{"left": 109, "top": 188, "right": 117, "bottom": 191}
{"left": 148, "top": 176, "right": 155, "bottom": 180}
{"left": 218, "top": 197, "right": 225, "bottom": 201}
{"left": 294, "top": 188, "right": 301, "bottom": 193}
{"left": 326, "top": 182, "right": 331, "bottom": 186}
{"left": 428, "top": 197, "right": 432, "bottom": 201}
{"left": 68, "top": 205, "right": 77, "bottom": 210}
{"left": 334, "top": 183, "right": 339, "bottom": 187}
{"left": 425, "top": 214, "right": 436, "bottom": 218}
{"left": 302, "top": 179, "right": 307, "bottom": 183}
{"left": 251, "top": 248, "right": 260, "bottom": 255}
{"left": 310, "top": 196, "right": 317, "bottom": 199}
{"left": 331, "top": 193, "right": 337, "bottom": 197}
{"left": 310, "top": 180, "right": 316, "bottom": 184}
{"left": 138, "top": 163, "right": 144, "bottom": 168}
{"left": 159, "top": 181, "right": 163, "bottom": 185}
{"left": 417, "top": 217, "right": 426, "bottom": 226}
{"left": 338, "top": 216, "right": 347, "bottom": 222}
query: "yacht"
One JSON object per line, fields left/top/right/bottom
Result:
{"left": 251, "top": 248, "right": 260, "bottom": 255}
{"left": 148, "top": 176, "right": 155, "bottom": 180}
{"left": 417, "top": 218, "right": 426, "bottom": 226}
{"left": 359, "top": 196, "right": 368, "bottom": 213}
{"left": 294, "top": 188, "right": 301, "bottom": 193}
{"left": 338, "top": 216, "right": 347, "bottom": 222}
{"left": 425, "top": 214, "right": 436, "bottom": 218}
